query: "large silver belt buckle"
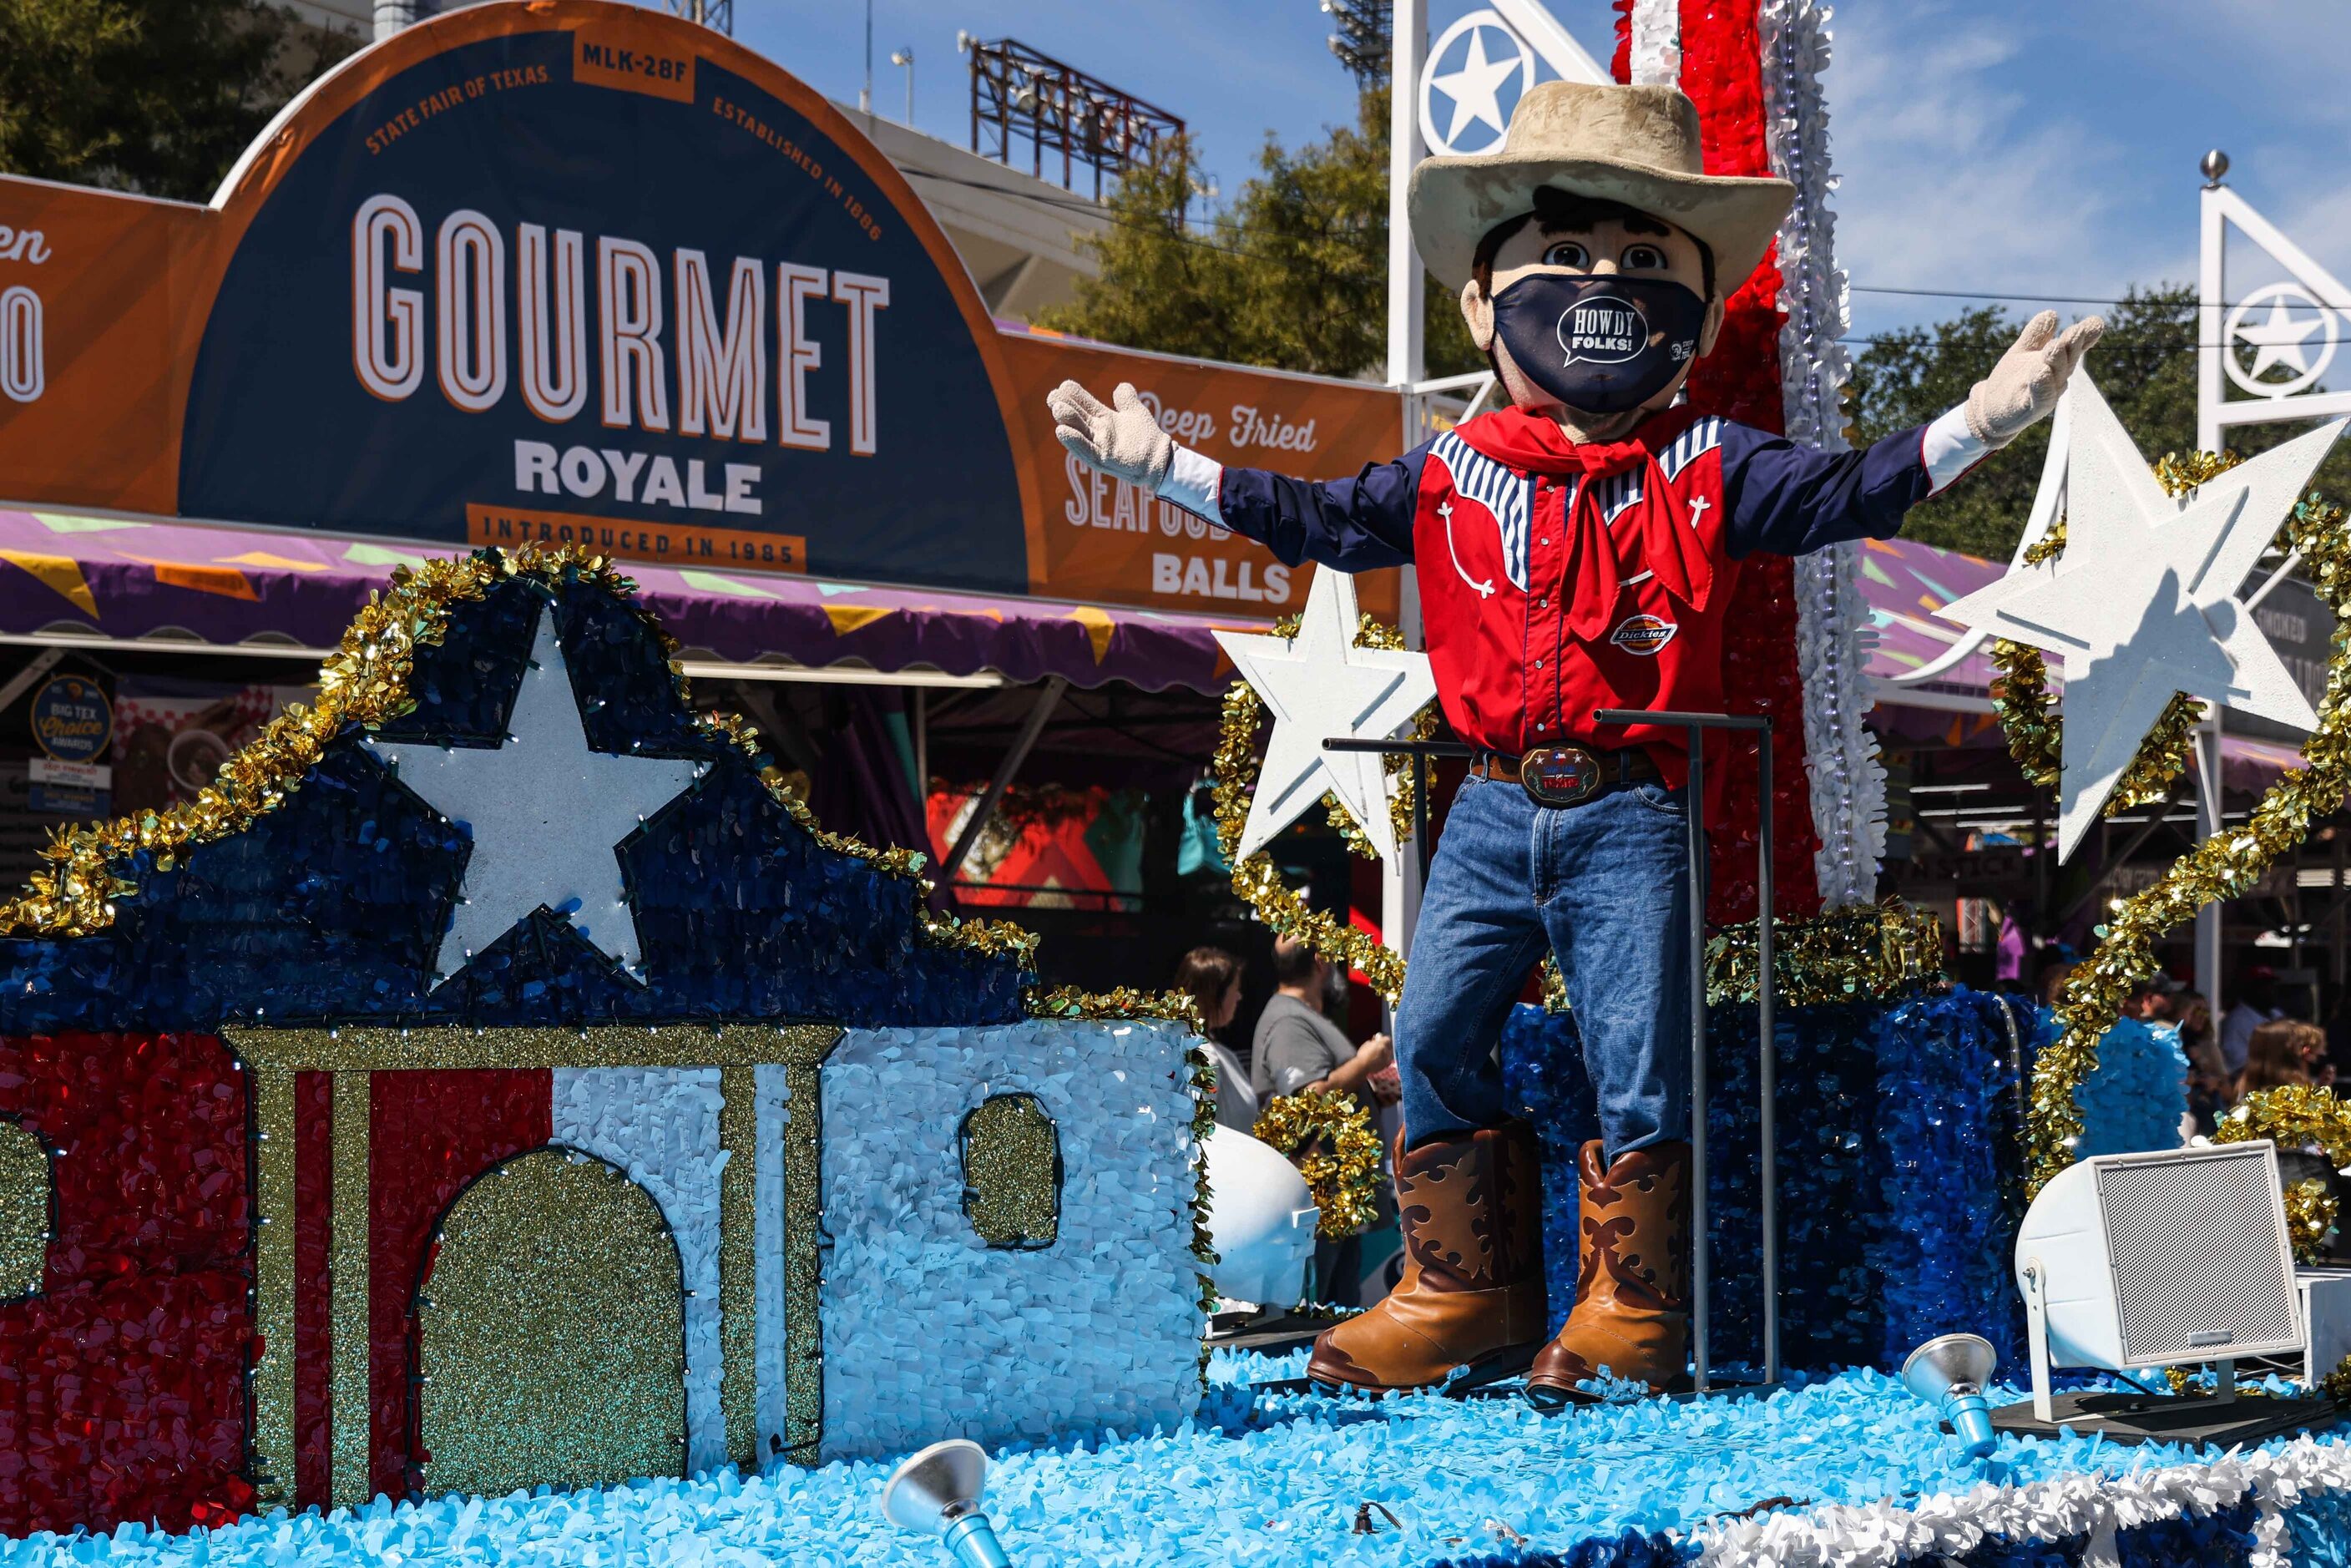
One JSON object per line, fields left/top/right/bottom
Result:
{"left": 1520, "top": 746, "right": 1602, "bottom": 807}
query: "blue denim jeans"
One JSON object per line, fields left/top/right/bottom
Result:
{"left": 1395, "top": 771, "right": 1691, "bottom": 1158}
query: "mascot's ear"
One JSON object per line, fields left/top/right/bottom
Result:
{"left": 1457, "top": 281, "right": 1494, "bottom": 355}
{"left": 1461, "top": 277, "right": 1496, "bottom": 352}
{"left": 1696, "top": 291, "right": 1727, "bottom": 358}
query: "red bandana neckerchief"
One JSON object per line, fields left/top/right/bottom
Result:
{"left": 1452, "top": 403, "right": 1713, "bottom": 642}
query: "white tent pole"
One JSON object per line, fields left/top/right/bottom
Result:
{"left": 1386, "top": 0, "right": 1428, "bottom": 388}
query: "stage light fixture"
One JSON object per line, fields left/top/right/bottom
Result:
{"left": 1900, "top": 1333, "right": 1999, "bottom": 1459}
{"left": 881, "top": 1439, "right": 1014, "bottom": 1567}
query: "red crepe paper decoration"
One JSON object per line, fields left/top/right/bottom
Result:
{"left": 1613, "top": 0, "right": 1826, "bottom": 924}
{"left": 0, "top": 1033, "right": 254, "bottom": 1536}
{"left": 366, "top": 1069, "right": 551, "bottom": 1500}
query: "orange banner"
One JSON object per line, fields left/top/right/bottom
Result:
{"left": 995, "top": 329, "right": 1403, "bottom": 620}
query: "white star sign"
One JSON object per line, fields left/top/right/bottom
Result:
{"left": 368, "top": 604, "right": 707, "bottom": 985}
{"left": 2237, "top": 295, "right": 2323, "bottom": 380}
{"left": 1214, "top": 568, "right": 1438, "bottom": 864}
{"left": 1936, "top": 369, "right": 2342, "bottom": 862}
{"left": 1418, "top": 11, "right": 1534, "bottom": 157}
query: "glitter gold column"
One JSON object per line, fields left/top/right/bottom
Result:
{"left": 718, "top": 1063, "right": 758, "bottom": 1471}
{"left": 780, "top": 1040, "right": 827, "bottom": 1468}
{"left": 330, "top": 1071, "right": 372, "bottom": 1508}
{"left": 249, "top": 1062, "right": 298, "bottom": 1508}
{"left": 0, "top": 1117, "right": 48, "bottom": 1300}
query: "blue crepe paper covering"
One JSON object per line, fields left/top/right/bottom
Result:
{"left": 2072, "top": 1015, "right": 2191, "bottom": 1159}
{"left": 1503, "top": 987, "right": 2038, "bottom": 1373}
{"left": 3, "top": 1358, "right": 2329, "bottom": 1565}
{"left": 0, "top": 578, "right": 1028, "bottom": 1031}
{"left": 2116, "top": 1500, "right": 2259, "bottom": 1566}
{"left": 2278, "top": 1486, "right": 2351, "bottom": 1566}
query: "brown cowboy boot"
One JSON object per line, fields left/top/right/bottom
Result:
{"left": 1305, "top": 1121, "right": 1547, "bottom": 1393}
{"left": 1524, "top": 1139, "right": 1691, "bottom": 1409}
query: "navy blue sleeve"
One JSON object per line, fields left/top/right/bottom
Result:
{"left": 1718, "top": 422, "right": 1933, "bottom": 559}
{"left": 1214, "top": 443, "right": 1428, "bottom": 571}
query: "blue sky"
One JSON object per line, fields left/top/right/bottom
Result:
{"left": 723, "top": 0, "right": 2351, "bottom": 347}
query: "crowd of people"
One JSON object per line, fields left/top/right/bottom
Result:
{"left": 2037, "top": 959, "right": 2337, "bottom": 1134}
{"left": 1172, "top": 936, "right": 1398, "bottom": 1307}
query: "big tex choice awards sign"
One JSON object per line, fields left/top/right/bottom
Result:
{"left": 0, "top": 1, "right": 1399, "bottom": 617}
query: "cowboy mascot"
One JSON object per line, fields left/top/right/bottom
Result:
{"left": 1054, "top": 82, "right": 2101, "bottom": 1403}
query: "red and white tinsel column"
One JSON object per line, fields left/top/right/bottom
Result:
{"left": 1612, "top": 0, "right": 1883, "bottom": 919}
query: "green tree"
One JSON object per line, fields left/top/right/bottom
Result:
{"left": 1848, "top": 285, "right": 2351, "bottom": 561}
{"left": 1040, "top": 87, "right": 1483, "bottom": 381}
{"left": 0, "top": 0, "right": 358, "bottom": 203}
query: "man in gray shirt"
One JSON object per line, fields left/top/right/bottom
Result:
{"left": 1250, "top": 936, "right": 1393, "bottom": 1308}
{"left": 1252, "top": 936, "right": 1393, "bottom": 1101}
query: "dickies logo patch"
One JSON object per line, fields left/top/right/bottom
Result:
{"left": 1610, "top": 614, "right": 1677, "bottom": 655}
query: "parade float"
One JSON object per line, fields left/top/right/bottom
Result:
{"left": 3, "top": 3, "right": 2351, "bottom": 1566}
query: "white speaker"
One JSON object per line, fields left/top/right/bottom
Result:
{"left": 1199, "top": 1123, "right": 1322, "bottom": 1310}
{"left": 2015, "top": 1141, "right": 2303, "bottom": 1421}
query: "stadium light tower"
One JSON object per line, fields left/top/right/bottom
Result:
{"left": 667, "top": 0, "right": 732, "bottom": 33}
{"left": 1321, "top": 0, "right": 1392, "bottom": 89}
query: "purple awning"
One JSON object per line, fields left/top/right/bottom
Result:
{"left": 0, "top": 508, "right": 1251, "bottom": 694}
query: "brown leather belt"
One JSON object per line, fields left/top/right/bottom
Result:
{"left": 1473, "top": 745, "right": 1662, "bottom": 807}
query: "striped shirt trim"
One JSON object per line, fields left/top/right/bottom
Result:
{"left": 1595, "top": 469, "right": 1644, "bottom": 524}
{"left": 1592, "top": 417, "right": 1726, "bottom": 528}
{"left": 1658, "top": 416, "right": 1726, "bottom": 483}
{"left": 1431, "top": 432, "right": 1533, "bottom": 592}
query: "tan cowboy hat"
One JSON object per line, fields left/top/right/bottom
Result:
{"left": 1408, "top": 81, "right": 1794, "bottom": 296}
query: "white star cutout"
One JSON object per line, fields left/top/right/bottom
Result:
{"left": 2237, "top": 296, "right": 2323, "bottom": 380}
{"left": 1213, "top": 569, "right": 1438, "bottom": 863}
{"left": 368, "top": 604, "right": 707, "bottom": 984}
{"left": 1429, "top": 26, "right": 1522, "bottom": 148}
{"left": 1936, "top": 370, "right": 2340, "bottom": 861}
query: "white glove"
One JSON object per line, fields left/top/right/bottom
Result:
{"left": 1049, "top": 379, "right": 1173, "bottom": 490}
{"left": 1966, "top": 310, "right": 2105, "bottom": 448}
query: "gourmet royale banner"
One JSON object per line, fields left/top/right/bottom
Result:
{"left": 0, "top": 1, "right": 1400, "bottom": 620}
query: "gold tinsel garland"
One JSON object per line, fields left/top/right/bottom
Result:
{"left": 0, "top": 544, "right": 1041, "bottom": 972}
{"left": 1252, "top": 1090, "right": 1383, "bottom": 1241}
{"left": 1703, "top": 901, "right": 1949, "bottom": 1007}
{"left": 2215, "top": 1084, "right": 2351, "bottom": 1262}
{"left": 1990, "top": 513, "right": 2210, "bottom": 816}
{"left": 2026, "top": 474, "right": 2351, "bottom": 1196}
{"left": 1535, "top": 903, "right": 1947, "bottom": 1013}
{"left": 1211, "top": 613, "right": 1434, "bottom": 1003}
{"left": 1027, "top": 984, "right": 1200, "bottom": 1028}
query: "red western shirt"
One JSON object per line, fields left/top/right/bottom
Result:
{"left": 1172, "top": 402, "right": 1979, "bottom": 786}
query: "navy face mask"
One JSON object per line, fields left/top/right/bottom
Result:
{"left": 1489, "top": 273, "right": 1707, "bottom": 415}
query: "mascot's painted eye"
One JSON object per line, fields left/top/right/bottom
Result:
{"left": 1542, "top": 239, "right": 1591, "bottom": 270}
{"left": 1623, "top": 244, "right": 1667, "bottom": 271}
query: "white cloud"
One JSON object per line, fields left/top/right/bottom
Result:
{"left": 1827, "top": 1, "right": 2187, "bottom": 338}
